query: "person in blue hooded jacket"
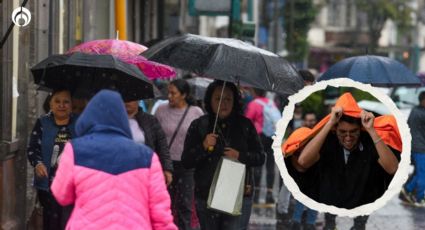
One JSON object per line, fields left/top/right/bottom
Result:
{"left": 50, "top": 89, "right": 176, "bottom": 229}
{"left": 27, "top": 88, "right": 77, "bottom": 230}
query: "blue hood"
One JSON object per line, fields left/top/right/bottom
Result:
{"left": 75, "top": 90, "right": 132, "bottom": 138}
{"left": 72, "top": 90, "right": 153, "bottom": 175}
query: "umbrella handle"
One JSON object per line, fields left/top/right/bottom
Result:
{"left": 208, "top": 81, "right": 227, "bottom": 153}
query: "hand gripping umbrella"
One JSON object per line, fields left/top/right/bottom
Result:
{"left": 31, "top": 52, "right": 155, "bottom": 101}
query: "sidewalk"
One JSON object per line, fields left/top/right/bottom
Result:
{"left": 249, "top": 194, "right": 425, "bottom": 230}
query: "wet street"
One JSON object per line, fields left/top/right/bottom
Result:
{"left": 248, "top": 166, "right": 425, "bottom": 230}
{"left": 248, "top": 194, "right": 425, "bottom": 230}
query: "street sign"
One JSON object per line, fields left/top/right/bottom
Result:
{"left": 189, "top": 0, "right": 238, "bottom": 16}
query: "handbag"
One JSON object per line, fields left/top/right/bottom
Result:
{"left": 26, "top": 196, "right": 43, "bottom": 230}
{"left": 168, "top": 106, "right": 190, "bottom": 148}
{"left": 207, "top": 157, "right": 246, "bottom": 216}
{"left": 243, "top": 168, "right": 253, "bottom": 197}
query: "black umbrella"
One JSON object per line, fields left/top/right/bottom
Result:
{"left": 142, "top": 34, "right": 304, "bottom": 95}
{"left": 31, "top": 52, "right": 154, "bottom": 101}
{"left": 186, "top": 77, "right": 213, "bottom": 100}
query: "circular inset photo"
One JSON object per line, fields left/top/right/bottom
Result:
{"left": 272, "top": 78, "right": 411, "bottom": 217}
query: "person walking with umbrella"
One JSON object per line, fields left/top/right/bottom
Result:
{"left": 27, "top": 88, "right": 77, "bottom": 229}
{"left": 154, "top": 79, "right": 204, "bottom": 230}
{"left": 181, "top": 80, "right": 265, "bottom": 230}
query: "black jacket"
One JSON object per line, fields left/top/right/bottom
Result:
{"left": 181, "top": 114, "right": 265, "bottom": 200}
{"left": 134, "top": 111, "right": 173, "bottom": 172}
{"left": 289, "top": 132, "right": 400, "bottom": 209}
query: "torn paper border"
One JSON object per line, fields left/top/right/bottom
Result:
{"left": 272, "top": 78, "right": 411, "bottom": 217}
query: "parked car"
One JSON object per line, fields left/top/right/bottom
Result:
{"left": 357, "top": 100, "right": 391, "bottom": 116}
{"left": 390, "top": 86, "right": 425, "bottom": 117}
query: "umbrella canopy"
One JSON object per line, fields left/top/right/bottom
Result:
{"left": 318, "top": 55, "right": 422, "bottom": 87}
{"left": 186, "top": 77, "right": 213, "bottom": 100}
{"left": 117, "top": 55, "right": 176, "bottom": 80}
{"left": 142, "top": 34, "right": 304, "bottom": 95}
{"left": 67, "top": 39, "right": 148, "bottom": 57}
{"left": 31, "top": 52, "right": 154, "bottom": 101}
{"left": 67, "top": 39, "right": 176, "bottom": 80}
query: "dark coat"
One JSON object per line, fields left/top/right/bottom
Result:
{"left": 27, "top": 113, "right": 78, "bottom": 191}
{"left": 134, "top": 111, "right": 173, "bottom": 172}
{"left": 289, "top": 132, "right": 400, "bottom": 209}
{"left": 181, "top": 114, "right": 265, "bottom": 200}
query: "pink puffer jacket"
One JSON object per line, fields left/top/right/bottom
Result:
{"left": 52, "top": 143, "right": 177, "bottom": 230}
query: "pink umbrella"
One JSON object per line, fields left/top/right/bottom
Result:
{"left": 119, "top": 55, "right": 176, "bottom": 80}
{"left": 67, "top": 39, "right": 176, "bottom": 80}
{"left": 67, "top": 39, "right": 148, "bottom": 56}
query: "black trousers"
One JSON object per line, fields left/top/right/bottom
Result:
{"left": 325, "top": 213, "right": 369, "bottom": 230}
{"left": 38, "top": 189, "right": 73, "bottom": 230}
{"left": 169, "top": 161, "right": 196, "bottom": 230}
{"left": 254, "top": 134, "right": 275, "bottom": 190}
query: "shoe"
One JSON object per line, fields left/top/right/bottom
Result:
{"left": 414, "top": 198, "right": 425, "bottom": 207}
{"left": 323, "top": 225, "right": 337, "bottom": 230}
{"left": 275, "top": 210, "right": 291, "bottom": 229}
{"left": 290, "top": 221, "right": 302, "bottom": 230}
{"left": 399, "top": 188, "right": 416, "bottom": 205}
{"left": 323, "top": 213, "right": 336, "bottom": 230}
{"left": 253, "top": 187, "right": 260, "bottom": 204}
{"left": 350, "top": 215, "right": 368, "bottom": 230}
{"left": 350, "top": 224, "right": 366, "bottom": 230}
{"left": 266, "top": 191, "right": 275, "bottom": 204}
{"left": 303, "top": 223, "right": 316, "bottom": 230}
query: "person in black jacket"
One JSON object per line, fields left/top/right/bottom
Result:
{"left": 182, "top": 80, "right": 265, "bottom": 230}
{"left": 125, "top": 100, "right": 173, "bottom": 185}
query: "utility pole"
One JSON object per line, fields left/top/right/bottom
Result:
{"left": 273, "top": 0, "right": 279, "bottom": 53}
{"left": 229, "top": 0, "right": 234, "bottom": 37}
{"left": 288, "top": 0, "right": 294, "bottom": 55}
{"left": 228, "top": 0, "right": 241, "bottom": 38}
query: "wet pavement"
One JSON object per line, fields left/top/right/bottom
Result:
{"left": 248, "top": 166, "right": 425, "bottom": 230}
{"left": 248, "top": 194, "right": 425, "bottom": 230}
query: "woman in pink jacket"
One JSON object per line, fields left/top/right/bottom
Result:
{"left": 51, "top": 90, "right": 177, "bottom": 230}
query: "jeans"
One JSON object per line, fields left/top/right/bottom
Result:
{"left": 276, "top": 182, "right": 291, "bottom": 214}
{"left": 405, "top": 153, "right": 425, "bottom": 201}
{"left": 196, "top": 196, "right": 253, "bottom": 230}
{"left": 292, "top": 200, "right": 318, "bottom": 225}
{"left": 169, "top": 161, "right": 196, "bottom": 230}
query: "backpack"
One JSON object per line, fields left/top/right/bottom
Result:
{"left": 254, "top": 99, "right": 282, "bottom": 137}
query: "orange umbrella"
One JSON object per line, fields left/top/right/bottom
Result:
{"left": 282, "top": 92, "right": 402, "bottom": 156}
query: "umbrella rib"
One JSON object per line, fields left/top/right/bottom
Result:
{"left": 202, "top": 44, "right": 221, "bottom": 77}
{"left": 257, "top": 51, "right": 273, "bottom": 90}
{"left": 212, "top": 81, "right": 227, "bottom": 135}
{"left": 376, "top": 57, "right": 393, "bottom": 86}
